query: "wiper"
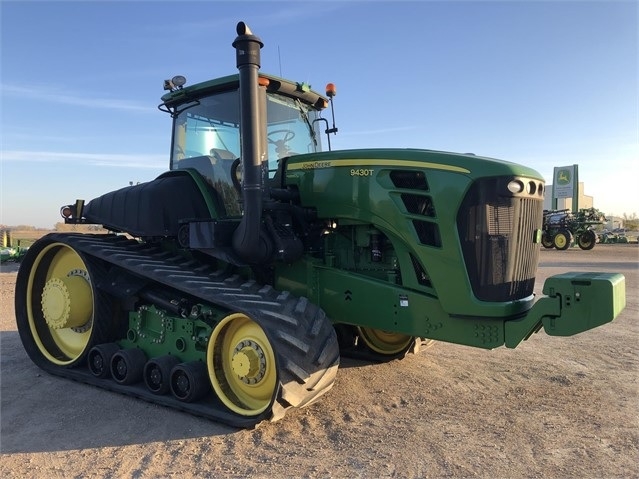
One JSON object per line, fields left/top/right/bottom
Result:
{"left": 295, "top": 99, "right": 317, "bottom": 146}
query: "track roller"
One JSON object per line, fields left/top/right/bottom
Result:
{"left": 111, "top": 348, "right": 147, "bottom": 385}
{"left": 170, "top": 361, "right": 210, "bottom": 402}
{"left": 144, "top": 355, "right": 181, "bottom": 395}
{"left": 88, "top": 343, "right": 120, "bottom": 378}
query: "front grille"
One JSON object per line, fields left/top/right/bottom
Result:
{"left": 457, "top": 178, "right": 543, "bottom": 302}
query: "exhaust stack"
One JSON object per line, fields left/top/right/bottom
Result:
{"left": 231, "top": 22, "right": 271, "bottom": 263}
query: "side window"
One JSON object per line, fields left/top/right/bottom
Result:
{"left": 170, "top": 91, "right": 242, "bottom": 217}
{"left": 171, "top": 91, "right": 241, "bottom": 167}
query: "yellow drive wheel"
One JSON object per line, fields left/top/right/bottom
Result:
{"left": 208, "top": 313, "right": 278, "bottom": 416}
{"left": 24, "top": 242, "right": 95, "bottom": 365}
{"left": 357, "top": 327, "right": 415, "bottom": 356}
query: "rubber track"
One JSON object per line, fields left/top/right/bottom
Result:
{"left": 24, "top": 233, "right": 340, "bottom": 428}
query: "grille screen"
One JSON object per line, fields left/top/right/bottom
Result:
{"left": 457, "top": 178, "right": 543, "bottom": 302}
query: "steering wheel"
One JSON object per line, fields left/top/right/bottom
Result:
{"left": 268, "top": 129, "right": 296, "bottom": 157}
{"left": 268, "top": 129, "right": 296, "bottom": 143}
{"left": 230, "top": 158, "right": 242, "bottom": 193}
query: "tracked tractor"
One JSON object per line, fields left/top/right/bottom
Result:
{"left": 15, "top": 22, "right": 626, "bottom": 427}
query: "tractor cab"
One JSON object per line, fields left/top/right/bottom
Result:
{"left": 159, "top": 74, "right": 331, "bottom": 215}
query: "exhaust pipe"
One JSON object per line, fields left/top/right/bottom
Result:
{"left": 231, "top": 22, "right": 272, "bottom": 263}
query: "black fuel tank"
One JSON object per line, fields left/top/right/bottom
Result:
{"left": 83, "top": 171, "right": 216, "bottom": 237}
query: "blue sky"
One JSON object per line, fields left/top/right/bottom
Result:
{"left": 1, "top": 0, "right": 637, "bottom": 228}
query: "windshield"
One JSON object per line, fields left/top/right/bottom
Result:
{"left": 265, "top": 94, "right": 323, "bottom": 175}
{"left": 170, "top": 88, "right": 323, "bottom": 176}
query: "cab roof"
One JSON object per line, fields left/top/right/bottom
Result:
{"left": 160, "top": 73, "right": 328, "bottom": 110}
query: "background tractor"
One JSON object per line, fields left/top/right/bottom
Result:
{"left": 1, "top": 229, "right": 28, "bottom": 264}
{"left": 541, "top": 207, "right": 606, "bottom": 250}
{"left": 599, "top": 228, "right": 630, "bottom": 244}
{"left": 14, "top": 22, "right": 626, "bottom": 427}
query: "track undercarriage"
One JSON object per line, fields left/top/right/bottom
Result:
{"left": 15, "top": 233, "right": 341, "bottom": 427}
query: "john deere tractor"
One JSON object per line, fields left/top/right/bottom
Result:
{"left": 15, "top": 22, "right": 626, "bottom": 427}
{"left": 1, "top": 229, "right": 27, "bottom": 264}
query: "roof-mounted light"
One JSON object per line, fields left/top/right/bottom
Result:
{"left": 163, "top": 75, "right": 187, "bottom": 91}
{"left": 326, "top": 83, "right": 336, "bottom": 98}
{"left": 60, "top": 205, "right": 73, "bottom": 219}
{"left": 172, "top": 75, "right": 186, "bottom": 88}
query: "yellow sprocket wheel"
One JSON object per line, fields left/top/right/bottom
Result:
{"left": 208, "top": 313, "right": 278, "bottom": 416}
{"left": 357, "top": 327, "right": 415, "bottom": 356}
{"left": 23, "top": 241, "right": 95, "bottom": 365}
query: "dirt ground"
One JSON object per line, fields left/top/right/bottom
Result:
{"left": 0, "top": 245, "right": 637, "bottom": 479}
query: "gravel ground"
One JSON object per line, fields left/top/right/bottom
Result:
{"left": 0, "top": 244, "right": 637, "bottom": 478}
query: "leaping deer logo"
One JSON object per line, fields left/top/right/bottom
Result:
{"left": 557, "top": 170, "right": 571, "bottom": 185}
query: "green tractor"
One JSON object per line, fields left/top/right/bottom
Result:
{"left": 599, "top": 229, "right": 629, "bottom": 244}
{"left": 1, "top": 229, "right": 28, "bottom": 264}
{"left": 15, "top": 22, "right": 626, "bottom": 427}
{"left": 541, "top": 207, "right": 605, "bottom": 250}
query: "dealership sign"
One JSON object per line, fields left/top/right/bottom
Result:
{"left": 553, "top": 165, "right": 577, "bottom": 198}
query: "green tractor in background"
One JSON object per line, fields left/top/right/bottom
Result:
{"left": 0, "top": 229, "right": 28, "bottom": 264}
{"left": 541, "top": 207, "right": 606, "bottom": 250}
{"left": 13, "top": 22, "right": 626, "bottom": 427}
{"left": 599, "top": 229, "right": 630, "bottom": 244}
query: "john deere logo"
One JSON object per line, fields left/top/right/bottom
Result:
{"left": 557, "top": 169, "right": 571, "bottom": 185}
